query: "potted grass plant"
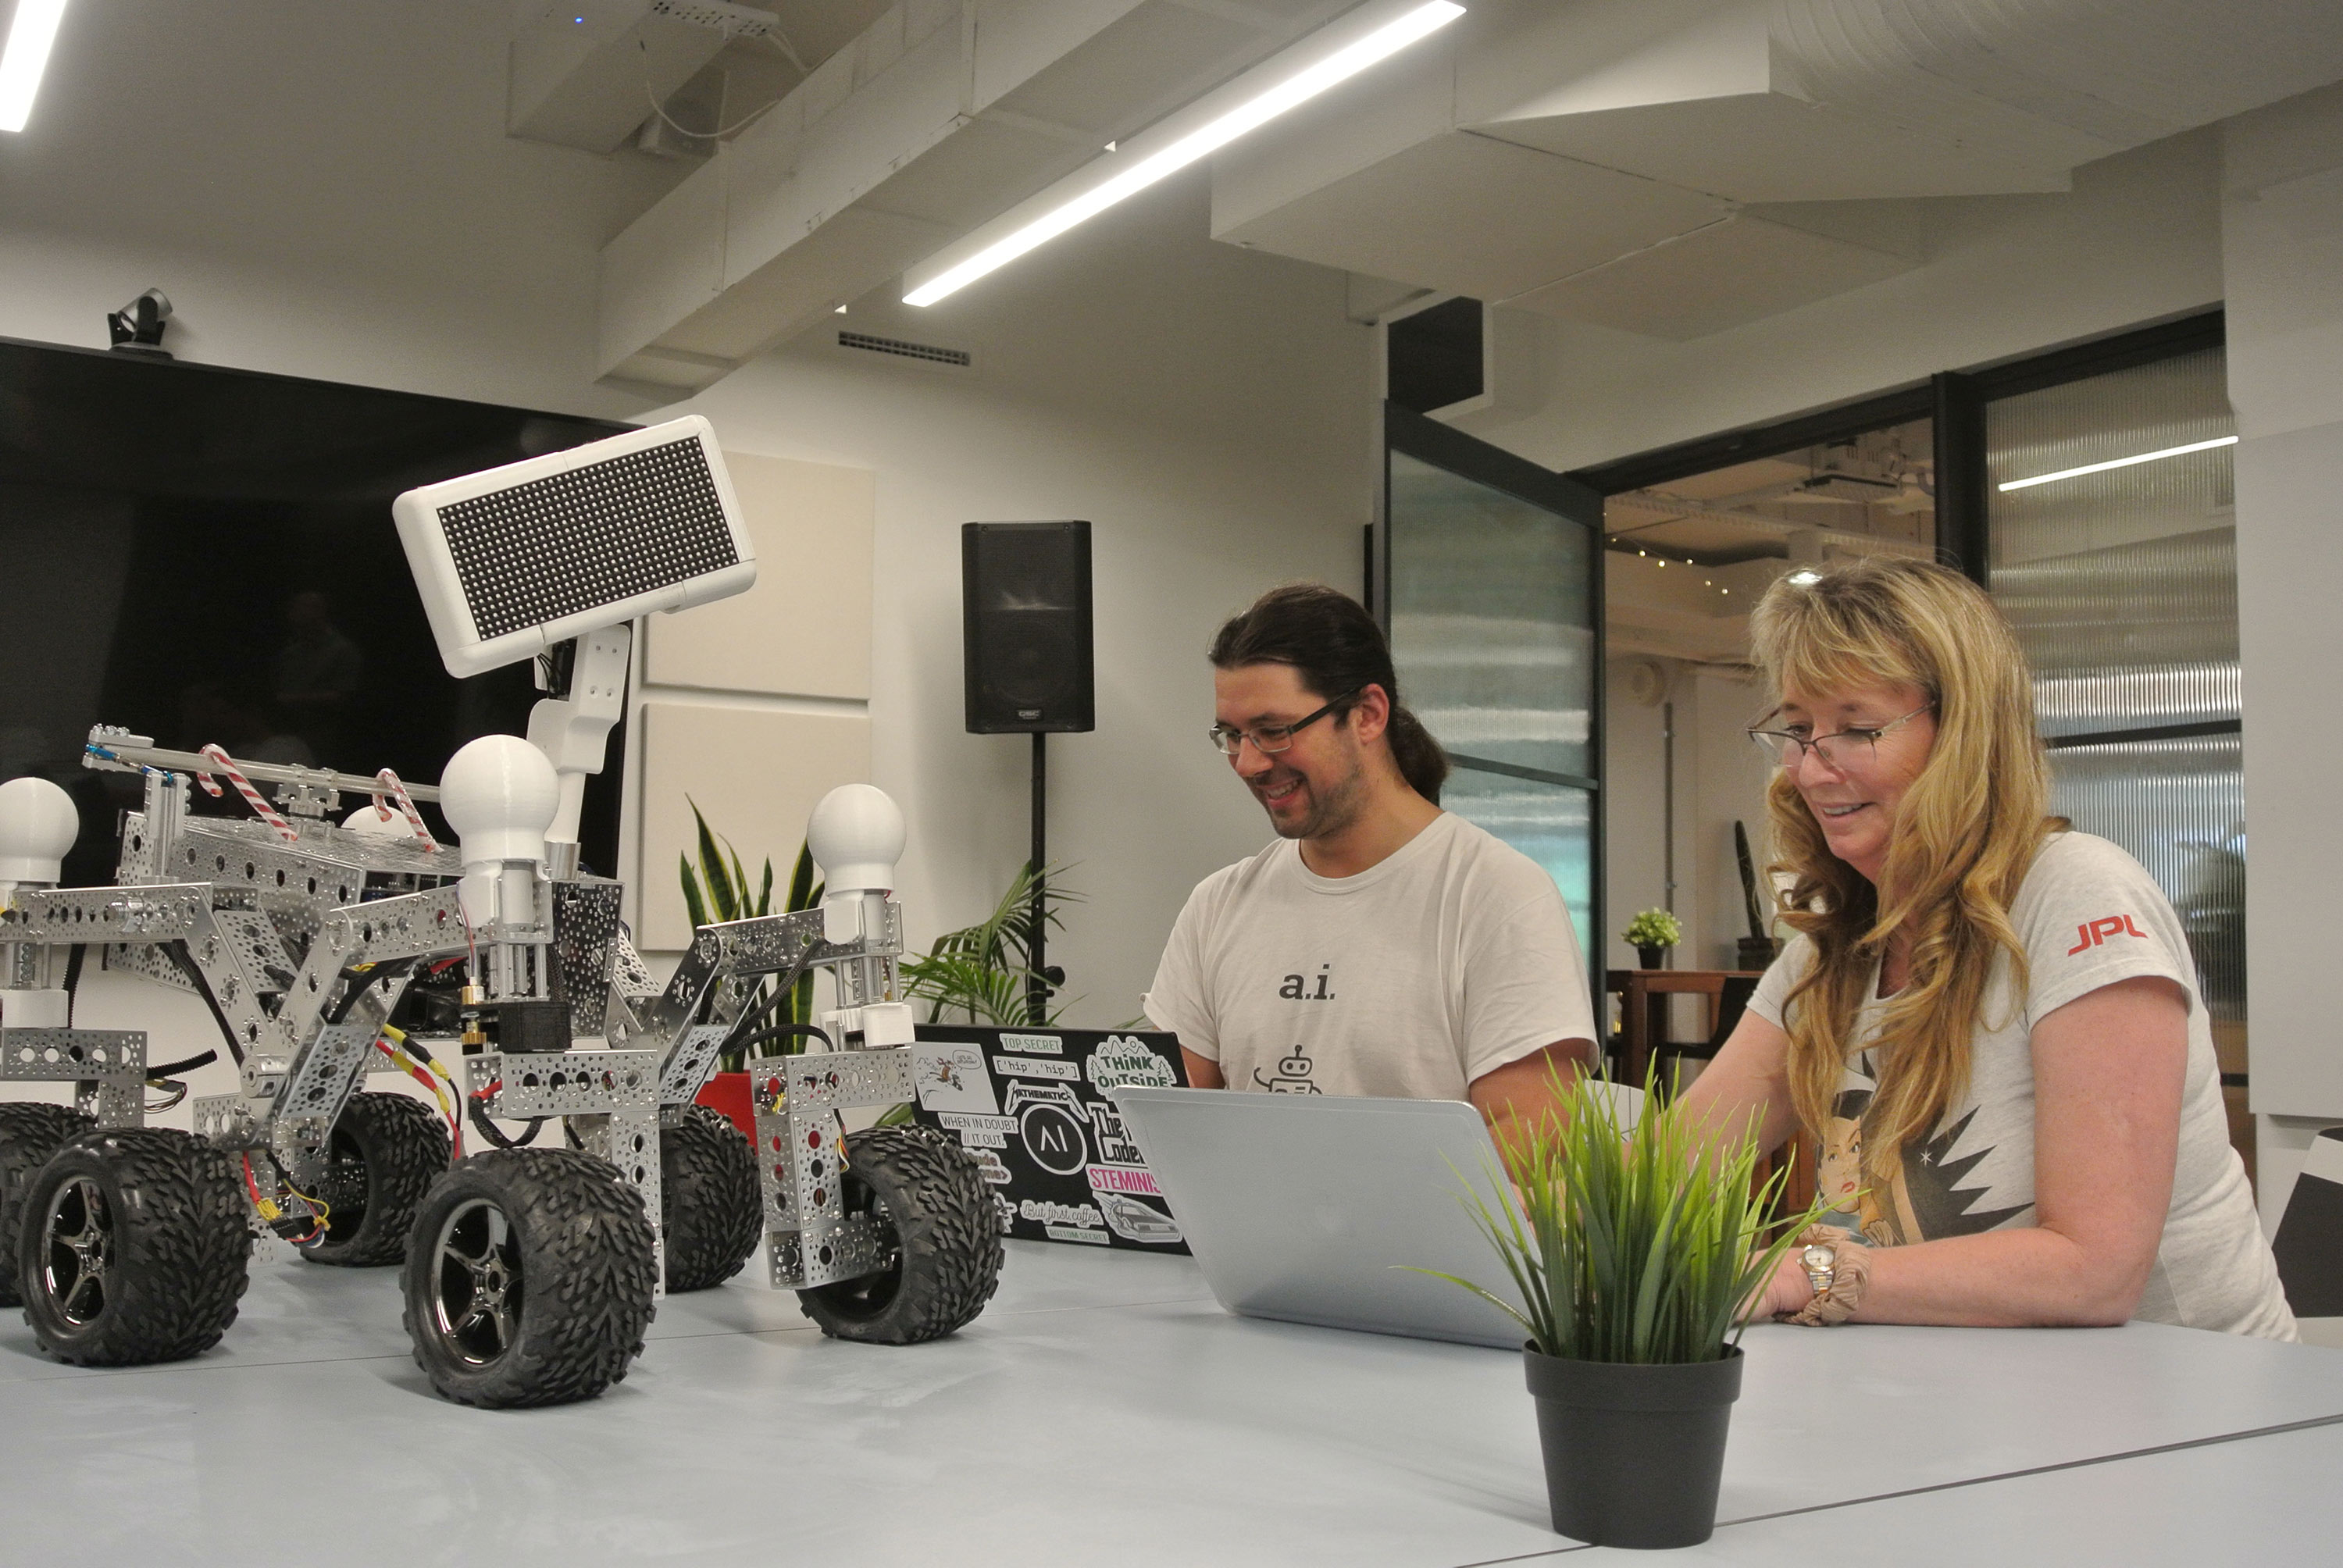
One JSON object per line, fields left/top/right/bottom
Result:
{"left": 1418, "top": 1072, "right": 1822, "bottom": 1548}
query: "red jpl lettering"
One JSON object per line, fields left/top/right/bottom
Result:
{"left": 2067, "top": 914, "right": 2147, "bottom": 956}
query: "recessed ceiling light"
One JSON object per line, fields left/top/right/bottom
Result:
{"left": 0, "top": 0, "right": 70, "bottom": 134}
{"left": 1997, "top": 435, "right": 2237, "bottom": 493}
{"left": 904, "top": 1, "right": 1464, "bottom": 307}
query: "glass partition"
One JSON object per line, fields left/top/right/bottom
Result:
{"left": 1382, "top": 407, "right": 1603, "bottom": 969}
{"left": 1986, "top": 344, "right": 2244, "bottom": 1049}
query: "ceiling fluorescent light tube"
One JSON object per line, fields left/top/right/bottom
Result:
{"left": 1996, "top": 435, "right": 2238, "bottom": 493}
{"left": 0, "top": 0, "right": 68, "bottom": 134}
{"left": 904, "top": 0, "right": 1464, "bottom": 307}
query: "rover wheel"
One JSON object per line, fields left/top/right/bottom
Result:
{"left": 401, "top": 1148, "right": 657, "bottom": 1408}
{"left": 660, "top": 1104, "right": 761, "bottom": 1293}
{"left": 17, "top": 1128, "right": 249, "bottom": 1366}
{"left": 797, "top": 1126, "right": 1003, "bottom": 1345}
{"left": 299, "top": 1092, "right": 449, "bottom": 1267}
{"left": 0, "top": 1103, "right": 96, "bottom": 1309}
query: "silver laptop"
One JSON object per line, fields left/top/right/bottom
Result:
{"left": 1111, "top": 1087, "right": 1525, "bottom": 1350}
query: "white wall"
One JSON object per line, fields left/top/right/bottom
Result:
{"left": 650, "top": 172, "right": 1370, "bottom": 1023}
{"left": 2220, "top": 84, "right": 2343, "bottom": 1230}
{"left": 0, "top": 1, "right": 682, "bottom": 419}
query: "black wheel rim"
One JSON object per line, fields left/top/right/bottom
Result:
{"left": 819, "top": 1174, "right": 903, "bottom": 1315}
{"left": 42, "top": 1174, "right": 112, "bottom": 1327}
{"left": 431, "top": 1198, "right": 522, "bottom": 1367}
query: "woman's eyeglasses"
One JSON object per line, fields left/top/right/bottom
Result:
{"left": 1747, "top": 704, "right": 1933, "bottom": 768}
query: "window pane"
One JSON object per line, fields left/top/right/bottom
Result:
{"left": 1387, "top": 450, "right": 1595, "bottom": 779}
{"left": 1987, "top": 345, "right": 2243, "bottom": 1046}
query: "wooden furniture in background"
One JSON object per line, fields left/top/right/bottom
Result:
{"left": 1603, "top": 967, "right": 1814, "bottom": 1219}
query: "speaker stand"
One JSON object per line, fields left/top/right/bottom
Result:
{"left": 1027, "top": 732, "right": 1047, "bottom": 1025}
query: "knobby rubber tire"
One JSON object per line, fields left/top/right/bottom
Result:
{"left": 400, "top": 1147, "right": 657, "bottom": 1409}
{"left": 16, "top": 1128, "right": 250, "bottom": 1366}
{"left": 0, "top": 1103, "right": 97, "bottom": 1309}
{"left": 300, "top": 1092, "right": 450, "bottom": 1267}
{"left": 797, "top": 1125, "right": 1004, "bottom": 1345}
{"left": 660, "top": 1103, "right": 761, "bottom": 1293}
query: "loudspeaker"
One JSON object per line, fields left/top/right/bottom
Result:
{"left": 963, "top": 522, "right": 1094, "bottom": 733}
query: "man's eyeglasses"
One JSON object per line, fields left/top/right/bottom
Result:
{"left": 1747, "top": 704, "right": 1934, "bottom": 768}
{"left": 1208, "top": 695, "right": 1353, "bottom": 757}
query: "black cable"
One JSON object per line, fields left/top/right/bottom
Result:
{"left": 738, "top": 1022, "right": 833, "bottom": 1057}
{"left": 146, "top": 1049, "right": 218, "bottom": 1079}
{"left": 328, "top": 957, "right": 416, "bottom": 1025}
{"left": 466, "top": 1094, "right": 544, "bottom": 1150}
{"left": 161, "top": 940, "right": 246, "bottom": 1067}
{"left": 715, "top": 954, "right": 816, "bottom": 1060}
{"left": 61, "top": 943, "right": 85, "bottom": 1026}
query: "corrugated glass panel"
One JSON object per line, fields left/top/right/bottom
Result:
{"left": 1987, "top": 344, "right": 2242, "bottom": 1032}
{"left": 2047, "top": 736, "right": 2245, "bottom": 1021}
{"left": 1388, "top": 450, "right": 1595, "bottom": 780}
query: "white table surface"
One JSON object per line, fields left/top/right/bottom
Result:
{"left": 2, "top": 1241, "right": 2339, "bottom": 1566}
{"left": 1560, "top": 1418, "right": 2343, "bottom": 1566}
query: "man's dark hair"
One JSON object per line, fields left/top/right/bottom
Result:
{"left": 1208, "top": 583, "right": 1450, "bottom": 804}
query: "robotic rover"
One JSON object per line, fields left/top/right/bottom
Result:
{"left": 0, "top": 416, "right": 1001, "bottom": 1406}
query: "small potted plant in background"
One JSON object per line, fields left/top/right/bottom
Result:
{"left": 1418, "top": 1072, "right": 1821, "bottom": 1548}
{"left": 1622, "top": 907, "right": 1681, "bottom": 970}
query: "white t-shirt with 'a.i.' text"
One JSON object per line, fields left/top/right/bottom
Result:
{"left": 1143, "top": 813, "right": 1598, "bottom": 1100}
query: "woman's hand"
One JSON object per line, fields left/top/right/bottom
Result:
{"left": 1758, "top": 1245, "right": 1812, "bottom": 1320}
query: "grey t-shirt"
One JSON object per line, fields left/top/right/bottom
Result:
{"left": 1749, "top": 832, "right": 2294, "bottom": 1339}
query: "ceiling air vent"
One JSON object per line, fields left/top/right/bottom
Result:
{"left": 838, "top": 331, "right": 972, "bottom": 369}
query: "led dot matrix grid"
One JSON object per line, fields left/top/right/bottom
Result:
{"left": 438, "top": 438, "right": 737, "bottom": 641}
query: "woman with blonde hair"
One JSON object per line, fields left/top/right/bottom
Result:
{"left": 1680, "top": 556, "right": 2291, "bottom": 1336}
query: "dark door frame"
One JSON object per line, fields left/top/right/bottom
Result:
{"left": 1379, "top": 401, "right": 1607, "bottom": 999}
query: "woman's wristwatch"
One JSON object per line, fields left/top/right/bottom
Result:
{"left": 1781, "top": 1224, "right": 1870, "bottom": 1326}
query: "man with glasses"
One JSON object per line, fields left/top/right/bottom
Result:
{"left": 1143, "top": 585, "right": 1598, "bottom": 1167}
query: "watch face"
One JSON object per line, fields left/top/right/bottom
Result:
{"left": 1803, "top": 1245, "right": 1834, "bottom": 1270}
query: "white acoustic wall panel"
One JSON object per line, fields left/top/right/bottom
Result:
{"left": 644, "top": 451, "right": 875, "bottom": 700}
{"left": 637, "top": 700, "right": 871, "bottom": 950}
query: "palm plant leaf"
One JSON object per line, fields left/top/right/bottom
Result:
{"left": 689, "top": 799, "right": 738, "bottom": 921}
{"left": 679, "top": 853, "right": 708, "bottom": 930}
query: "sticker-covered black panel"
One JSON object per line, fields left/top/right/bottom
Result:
{"left": 439, "top": 437, "right": 736, "bottom": 640}
{"left": 911, "top": 1025, "right": 1190, "bottom": 1253}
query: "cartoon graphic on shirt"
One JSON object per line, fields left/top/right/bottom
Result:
{"left": 1251, "top": 1050, "right": 1323, "bottom": 1093}
{"left": 1815, "top": 1059, "right": 2031, "bottom": 1245}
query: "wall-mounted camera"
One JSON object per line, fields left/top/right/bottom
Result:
{"left": 106, "top": 288, "right": 173, "bottom": 358}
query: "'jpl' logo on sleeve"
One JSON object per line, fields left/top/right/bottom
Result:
{"left": 2067, "top": 914, "right": 2147, "bottom": 955}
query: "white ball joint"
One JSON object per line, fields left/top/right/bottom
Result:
{"left": 440, "top": 736, "right": 559, "bottom": 930}
{"left": 806, "top": 782, "right": 905, "bottom": 895}
{"left": 0, "top": 775, "right": 79, "bottom": 892}
{"left": 806, "top": 783, "right": 914, "bottom": 1051}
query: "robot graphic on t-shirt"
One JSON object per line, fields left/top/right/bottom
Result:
{"left": 1251, "top": 1050, "right": 1322, "bottom": 1093}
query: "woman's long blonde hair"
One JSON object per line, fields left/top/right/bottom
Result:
{"left": 1747, "top": 558, "right": 2056, "bottom": 1181}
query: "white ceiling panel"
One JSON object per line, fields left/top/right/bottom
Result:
{"left": 1476, "top": 91, "right": 2072, "bottom": 203}
{"left": 1213, "top": 131, "right": 1728, "bottom": 301}
{"left": 1505, "top": 211, "right": 1919, "bottom": 339}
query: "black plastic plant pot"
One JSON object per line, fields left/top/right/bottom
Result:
{"left": 1636, "top": 945, "right": 1667, "bottom": 970}
{"left": 1523, "top": 1345, "right": 1743, "bottom": 1548}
